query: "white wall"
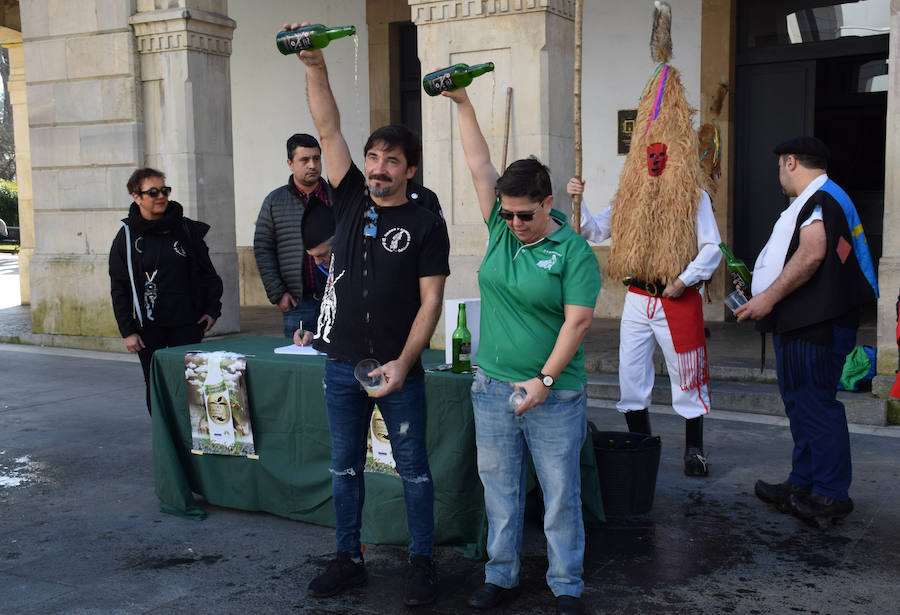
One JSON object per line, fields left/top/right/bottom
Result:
{"left": 229, "top": 1, "right": 369, "bottom": 247}
{"left": 580, "top": 0, "right": 702, "bottom": 213}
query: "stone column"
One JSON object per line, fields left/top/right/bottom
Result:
{"left": 875, "top": 0, "right": 900, "bottom": 396}
{"left": 130, "top": 2, "right": 239, "bottom": 335}
{"left": 411, "top": 0, "right": 575, "bottom": 335}
{"left": 23, "top": 1, "right": 144, "bottom": 337}
{"left": 0, "top": 36, "right": 33, "bottom": 305}
{"left": 700, "top": 0, "right": 735, "bottom": 322}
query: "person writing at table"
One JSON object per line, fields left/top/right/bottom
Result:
{"left": 293, "top": 195, "right": 334, "bottom": 347}
{"left": 442, "top": 85, "right": 601, "bottom": 615}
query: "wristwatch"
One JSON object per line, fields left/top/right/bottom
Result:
{"left": 538, "top": 372, "right": 555, "bottom": 388}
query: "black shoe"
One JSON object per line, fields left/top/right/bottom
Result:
{"left": 404, "top": 555, "right": 437, "bottom": 607}
{"left": 790, "top": 492, "right": 854, "bottom": 529}
{"left": 468, "top": 583, "right": 519, "bottom": 609}
{"left": 556, "top": 595, "right": 584, "bottom": 615}
{"left": 307, "top": 552, "right": 368, "bottom": 598}
{"left": 755, "top": 480, "right": 810, "bottom": 514}
{"left": 683, "top": 446, "right": 709, "bottom": 476}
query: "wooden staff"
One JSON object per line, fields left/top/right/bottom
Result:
{"left": 572, "top": 0, "right": 583, "bottom": 234}
{"left": 501, "top": 87, "right": 512, "bottom": 170}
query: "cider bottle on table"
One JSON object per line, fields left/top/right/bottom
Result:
{"left": 204, "top": 355, "right": 235, "bottom": 448}
{"left": 451, "top": 303, "right": 472, "bottom": 373}
{"left": 718, "top": 242, "right": 752, "bottom": 297}
{"left": 276, "top": 24, "right": 356, "bottom": 54}
{"left": 423, "top": 62, "right": 495, "bottom": 96}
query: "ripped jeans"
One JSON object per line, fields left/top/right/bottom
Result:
{"left": 323, "top": 359, "right": 434, "bottom": 559}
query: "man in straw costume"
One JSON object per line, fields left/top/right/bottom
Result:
{"left": 568, "top": 1, "right": 721, "bottom": 476}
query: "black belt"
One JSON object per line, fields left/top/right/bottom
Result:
{"left": 623, "top": 277, "right": 665, "bottom": 297}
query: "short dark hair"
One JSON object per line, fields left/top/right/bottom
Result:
{"left": 495, "top": 157, "right": 552, "bottom": 202}
{"left": 127, "top": 168, "right": 165, "bottom": 195}
{"left": 287, "top": 133, "right": 321, "bottom": 160}
{"left": 792, "top": 154, "right": 828, "bottom": 171}
{"left": 364, "top": 125, "right": 420, "bottom": 169}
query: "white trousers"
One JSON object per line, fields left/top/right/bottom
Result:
{"left": 616, "top": 291, "right": 711, "bottom": 419}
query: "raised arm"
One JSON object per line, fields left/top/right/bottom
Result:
{"left": 288, "top": 23, "right": 352, "bottom": 187}
{"left": 442, "top": 87, "right": 499, "bottom": 221}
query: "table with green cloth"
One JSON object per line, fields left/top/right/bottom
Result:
{"left": 151, "top": 336, "right": 604, "bottom": 556}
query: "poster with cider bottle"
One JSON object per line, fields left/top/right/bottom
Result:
{"left": 184, "top": 351, "right": 255, "bottom": 456}
{"left": 365, "top": 407, "right": 399, "bottom": 477}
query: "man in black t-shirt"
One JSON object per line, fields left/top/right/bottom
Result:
{"left": 292, "top": 22, "right": 450, "bottom": 608}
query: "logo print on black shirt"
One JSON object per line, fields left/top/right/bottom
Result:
{"left": 382, "top": 228, "right": 411, "bottom": 253}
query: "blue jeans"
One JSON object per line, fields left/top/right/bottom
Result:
{"left": 323, "top": 359, "right": 434, "bottom": 559}
{"left": 470, "top": 369, "right": 586, "bottom": 597}
{"left": 282, "top": 297, "right": 320, "bottom": 338}
{"left": 774, "top": 325, "right": 856, "bottom": 500}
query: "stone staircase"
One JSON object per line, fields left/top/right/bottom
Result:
{"left": 586, "top": 370, "right": 888, "bottom": 426}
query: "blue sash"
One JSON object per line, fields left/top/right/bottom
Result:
{"left": 820, "top": 179, "right": 879, "bottom": 298}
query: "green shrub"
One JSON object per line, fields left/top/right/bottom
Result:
{"left": 0, "top": 179, "right": 17, "bottom": 226}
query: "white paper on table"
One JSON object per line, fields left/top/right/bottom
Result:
{"left": 274, "top": 344, "right": 325, "bottom": 355}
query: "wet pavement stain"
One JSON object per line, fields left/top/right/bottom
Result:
{"left": 125, "top": 551, "right": 224, "bottom": 570}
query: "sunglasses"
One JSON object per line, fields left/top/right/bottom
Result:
{"left": 498, "top": 202, "right": 543, "bottom": 222}
{"left": 138, "top": 186, "right": 172, "bottom": 198}
{"left": 363, "top": 204, "right": 379, "bottom": 238}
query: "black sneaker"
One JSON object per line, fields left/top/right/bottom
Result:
{"left": 790, "top": 492, "right": 854, "bottom": 530}
{"left": 683, "top": 446, "right": 709, "bottom": 477}
{"left": 755, "top": 480, "right": 810, "bottom": 514}
{"left": 404, "top": 555, "right": 437, "bottom": 606}
{"left": 307, "top": 552, "right": 368, "bottom": 598}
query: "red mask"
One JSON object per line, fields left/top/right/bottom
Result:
{"left": 647, "top": 143, "right": 668, "bottom": 177}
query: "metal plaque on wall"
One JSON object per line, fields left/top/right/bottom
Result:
{"left": 618, "top": 109, "right": 637, "bottom": 155}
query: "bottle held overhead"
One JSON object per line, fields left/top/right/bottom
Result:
{"left": 718, "top": 242, "right": 752, "bottom": 297}
{"left": 423, "top": 62, "right": 495, "bottom": 96}
{"left": 276, "top": 24, "right": 357, "bottom": 54}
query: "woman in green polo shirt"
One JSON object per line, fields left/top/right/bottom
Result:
{"left": 442, "top": 86, "right": 601, "bottom": 615}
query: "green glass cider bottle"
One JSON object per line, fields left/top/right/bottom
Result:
{"left": 718, "top": 242, "right": 752, "bottom": 297}
{"left": 451, "top": 303, "right": 472, "bottom": 373}
{"left": 422, "top": 62, "right": 495, "bottom": 96}
{"left": 276, "top": 25, "right": 357, "bottom": 55}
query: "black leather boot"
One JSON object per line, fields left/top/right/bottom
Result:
{"left": 625, "top": 408, "right": 651, "bottom": 434}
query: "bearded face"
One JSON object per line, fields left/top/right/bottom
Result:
{"left": 647, "top": 142, "right": 668, "bottom": 177}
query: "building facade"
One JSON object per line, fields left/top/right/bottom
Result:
{"left": 1, "top": 0, "right": 898, "bottom": 393}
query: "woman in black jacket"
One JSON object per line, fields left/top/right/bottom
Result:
{"left": 109, "top": 168, "right": 223, "bottom": 413}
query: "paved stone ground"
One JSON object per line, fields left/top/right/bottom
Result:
{"left": 2, "top": 343, "right": 899, "bottom": 614}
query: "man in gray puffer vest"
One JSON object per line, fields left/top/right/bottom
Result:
{"left": 254, "top": 133, "right": 332, "bottom": 337}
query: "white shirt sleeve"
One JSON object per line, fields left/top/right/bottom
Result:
{"left": 800, "top": 205, "right": 823, "bottom": 228}
{"left": 677, "top": 190, "right": 723, "bottom": 288}
{"left": 574, "top": 200, "right": 612, "bottom": 243}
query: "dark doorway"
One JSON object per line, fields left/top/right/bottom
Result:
{"left": 390, "top": 21, "right": 423, "bottom": 184}
{"left": 733, "top": 0, "right": 888, "bottom": 281}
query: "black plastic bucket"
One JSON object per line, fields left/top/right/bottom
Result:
{"left": 590, "top": 423, "right": 661, "bottom": 516}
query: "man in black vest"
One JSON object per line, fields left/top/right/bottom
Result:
{"left": 735, "top": 136, "right": 879, "bottom": 529}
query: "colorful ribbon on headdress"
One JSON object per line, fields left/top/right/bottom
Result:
{"left": 643, "top": 64, "right": 670, "bottom": 137}
{"left": 699, "top": 119, "right": 722, "bottom": 177}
